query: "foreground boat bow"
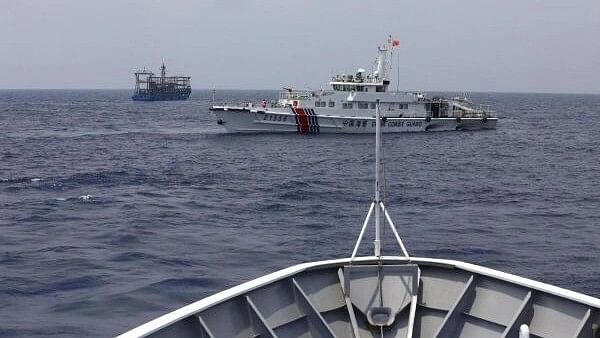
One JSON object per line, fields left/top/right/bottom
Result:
{"left": 119, "top": 256, "right": 600, "bottom": 338}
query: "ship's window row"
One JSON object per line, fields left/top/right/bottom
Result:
{"left": 313, "top": 101, "right": 410, "bottom": 110}
{"left": 315, "top": 101, "right": 337, "bottom": 108}
{"left": 332, "top": 84, "right": 367, "bottom": 92}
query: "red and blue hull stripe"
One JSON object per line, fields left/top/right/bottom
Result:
{"left": 291, "top": 107, "right": 320, "bottom": 134}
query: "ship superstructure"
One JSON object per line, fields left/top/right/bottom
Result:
{"left": 210, "top": 37, "right": 497, "bottom": 133}
{"left": 132, "top": 63, "right": 191, "bottom": 101}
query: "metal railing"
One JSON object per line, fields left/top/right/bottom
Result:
{"left": 211, "top": 101, "right": 281, "bottom": 109}
{"left": 279, "top": 90, "right": 313, "bottom": 100}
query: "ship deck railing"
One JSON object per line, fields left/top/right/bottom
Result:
{"left": 279, "top": 90, "right": 314, "bottom": 100}
{"left": 211, "top": 102, "right": 281, "bottom": 109}
{"left": 476, "top": 104, "right": 496, "bottom": 117}
{"left": 453, "top": 102, "right": 496, "bottom": 118}
{"left": 458, "top": 108, "right": 496, "bottom": 118}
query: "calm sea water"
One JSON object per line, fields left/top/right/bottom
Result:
{"left": 1, "top": 90, "right": 599, "bottom": 337}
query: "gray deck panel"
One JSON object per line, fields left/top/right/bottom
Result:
{"left": 198, "top": 296, "right": 254, "bottom": 338}
{"left": 337, "top": 267, "right": 361, "bottom": 338}
{"left": 413, "top": 307, "right": 447, "bottom": 338}
{"left": 501, "top": 291, "right": 533, "bottom": 338}
{"left": 466, "top": 277, "right": 530, "bottom": 326}
{"left": 271, "top": 317, "right": 313, "bottom": 338}
{"left": 146, "top": 315, "right": 207, "bottom": 338}
{"left": 529, "top": 293, "right": 591, "bottom": 338}
{"left": 433, "top": 274, "right": 475, "bottom": 337}
{"left": 246, "top": 296, "right": 279, "bottom": 338}
{"left": 573, "top": 308, "right": 592, "bottom": 338}
{"left": 294, "top": 269, "right": 346, "bottom": 313}
{"left": 455, "top": 314, "right": 506, "bottom": 338}
{"left": 291, "top": 278, "right": 337, "bottom": 338}
{"left": 344, "top": 265, "right": 418, "bottom": 321}
{"left": 418, "top": 267, "right": 472, "bottom": 311}
{"left": 197, "top": 316, "right": 216, "bottom": 338}
{"left": 320, "top": 308, "right": 354, "bottom": 337}
{"left": 247, "top": 279, "right": 304, "bottom": 329}
{"left": 140, "top": 260, "right": 600, "bottom": 338}
{"left": 381, "top": 305, "right": 410, "bottom": 338}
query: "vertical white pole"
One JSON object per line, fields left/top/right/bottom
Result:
{"left": 380, "top": 202, "right": 410, "bottom": 258}
{"left": 396, "top": 52, "right": 400, "bottom": 92}
{"left": 519, "top": 324, "right": 530, "bottom": 338}
{"left": 351, "top": 202, "right": 375, "bottom": 260}
{"left": 374, "top": 99, "right": 381, "bottom": 257}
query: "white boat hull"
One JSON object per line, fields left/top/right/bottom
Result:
{"left": 211, "top": 107, "right": 497, "bottom": 134}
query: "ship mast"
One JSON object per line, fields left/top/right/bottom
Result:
{"left": 374, "top": 99, "right": 382, "bottom": 257}
{"left": 351, "top": 99, "right": 410, "bottom": 260}
{"left": 160, "top": 63, "right": 166, "bottom": 87}
{"left": 375, "top": 37, "right": 392, "bottom": 82}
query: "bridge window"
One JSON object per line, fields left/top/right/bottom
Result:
{"left": 342, "top": 103, "right": 353, "bottom": 109}
{"left": 370, "top": 103, "right": 376, "bottom": 109}
{"left": 399, "top": 103, "right": 408, "bottom": 109}
{"left": 328, "top": 101, "right": 335, "bottom": 107}
{"left": 358, "top": 102, "right": 369, "bottom": 109}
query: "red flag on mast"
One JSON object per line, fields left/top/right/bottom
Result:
{"left": 392, "top": 39, "right": 400, "bottom": 47}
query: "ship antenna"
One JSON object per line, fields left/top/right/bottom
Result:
{"left": 350, "top": 99, "right": 410, "bottom": 261}
{"left": 396, "top": 50, "right": 400, "bottom": 92}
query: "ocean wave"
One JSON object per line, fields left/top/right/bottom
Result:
{"left": 2, "top": 90, "right": 600, "bottom": 338}
{"left": 1, "top": 170, "right": 149, "bottom": 192}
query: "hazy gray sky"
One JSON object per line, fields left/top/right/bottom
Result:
{"left": 2, "top": 0, "right": 599, "bottom": 93}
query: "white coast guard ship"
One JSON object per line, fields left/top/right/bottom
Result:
{"left": 210, "top": 38, "right": 497, "bottom": 134}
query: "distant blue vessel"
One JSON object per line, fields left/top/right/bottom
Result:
{"left": 132, "top": 63, "right": 191, "bottom": 101}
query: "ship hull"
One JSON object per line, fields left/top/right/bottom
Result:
{"left": 211, "top": 107, "right": 497, "bottom": 134}
{"left": 132, "top": 92, "right": 191, "bottom": 101}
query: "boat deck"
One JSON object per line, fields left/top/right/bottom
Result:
{"left": 119, "top": 257, "right": 600, "bottom": 338}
